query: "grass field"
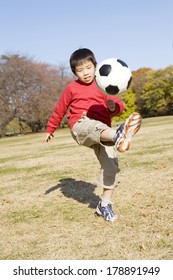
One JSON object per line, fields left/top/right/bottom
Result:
{"left": 0, "top": 116, "right": 173, "bottom": 260}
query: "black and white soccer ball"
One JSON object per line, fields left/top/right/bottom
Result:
{"left": 95, "top": 58, "right": 132, "bottom": 95}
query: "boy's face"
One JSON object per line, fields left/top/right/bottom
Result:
{"left": 74, "top": 60, "right": 96, "bottom": 84}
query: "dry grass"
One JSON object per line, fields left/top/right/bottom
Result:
{"left": 0, "top": 116, "right": 173, "bottom": 260}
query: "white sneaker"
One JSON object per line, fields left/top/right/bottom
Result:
{"left": 115, "top": 112, "right": 142, "bottom": 152}
{"left": 96, "top": 201, "right": 118, "bottom": 222}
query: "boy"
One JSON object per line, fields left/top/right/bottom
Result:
{"left": 44, "top": 48, "right": 141, "bottom": 222}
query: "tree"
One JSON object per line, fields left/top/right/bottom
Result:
{"left": 113, "top": 89, "right": 136, "bottom": 122}
{"left": 0, "top": 55, "right": 21, "bottom": 136}
{"left": 137, "top": 67, "right": 173, "bottom": 117}
{"left": 0, "top": 54, "right": 72, "bottom": 136}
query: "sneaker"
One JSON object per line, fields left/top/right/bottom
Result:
{"left": 96, "top": 201, "right": 118, "bottom": 222}
{"left": 115, "top": 112, "right": 141, "bottom": 153}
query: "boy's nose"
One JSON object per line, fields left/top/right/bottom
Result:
{"left": 83, "top": 69, "right": 89, "bottom": 75}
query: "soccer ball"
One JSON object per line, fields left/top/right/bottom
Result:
{"left": 95, "top": 58, "right": 132, "bottom": 95}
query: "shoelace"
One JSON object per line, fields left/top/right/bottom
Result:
{"left": 114, "top": 123, "right": 124, "bottom": 142}
{"left": 103, "top": 204, "right": 115, "bottom": 217}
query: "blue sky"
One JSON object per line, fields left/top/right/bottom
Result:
{"left": 0, "top": 0, "right": 173, "bottom": 71}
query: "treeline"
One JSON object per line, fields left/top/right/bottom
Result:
{"left": 0, "top": 54, "right": 72, "bottom": 137}
{"left": 0, "top": 54, "right": 173, "bottom": 137}
{"left": 132, "top": 67, "right": 173, "bottom": 117}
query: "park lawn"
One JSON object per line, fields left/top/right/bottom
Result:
{"left": 0, "top": 116, "right": 173, "bottom": 260}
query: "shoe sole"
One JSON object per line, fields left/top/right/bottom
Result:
{"left": 116, "top": 112, "right": 141, "bottom": 153}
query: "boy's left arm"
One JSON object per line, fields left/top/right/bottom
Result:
{"left": 106, "top": 96, "right": 124, "bottom": 116}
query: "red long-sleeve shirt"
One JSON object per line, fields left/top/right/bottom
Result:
{"left": 46, "top": 80, "right": 124, "bottom": 134}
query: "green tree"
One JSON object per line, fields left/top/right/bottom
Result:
{"left": 138, "top": 67, "right": 173, "bottom": 117}
{"left": 113, "top": 89, "right": 136, "bottom": 122}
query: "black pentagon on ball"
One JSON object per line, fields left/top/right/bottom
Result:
{"left": 117, "top": 59, "right": 128, "bottom": 68}
{"left": 99, "top": 64, "right": 112, "bottom": 76}
{"left": 105, "top": 85, "right": 120, "bottom": 95}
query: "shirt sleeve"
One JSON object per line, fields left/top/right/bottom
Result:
{"left": 46, "top": 86, "right": 72, "bottom": 134}
{"left": 106, "top": 95, "right": 124, "bottom": 116}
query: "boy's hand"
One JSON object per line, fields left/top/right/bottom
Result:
{"left": 43, "top": 133, "right": 54, "bottom": 143}
{"left": 106, "top": 100, "right": 116, "bottom": 112}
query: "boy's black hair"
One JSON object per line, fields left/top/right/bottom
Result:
{"left": 69, "top": 48, "right": 97, "bottom": 74}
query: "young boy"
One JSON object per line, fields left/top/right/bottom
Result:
{"left": 44, "top": 48, "right": 141, "bottom": 222}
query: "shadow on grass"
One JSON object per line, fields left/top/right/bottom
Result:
{"left": 45, "top": 178, "right": 100, "bottom": 209}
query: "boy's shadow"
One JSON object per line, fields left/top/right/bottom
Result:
{"left": 45, "top": 178, "right": 100, "bottom": 209}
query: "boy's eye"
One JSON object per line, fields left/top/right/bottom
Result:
{"left": 76, "top": 68, "right": 82, "bottom": 72}
{"left": 75, "top": 63, "right": 93, "bottom": 73}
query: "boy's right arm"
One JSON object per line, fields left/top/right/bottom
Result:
{"left": 43, "top": 85, "right": 71, "bottom": 143}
